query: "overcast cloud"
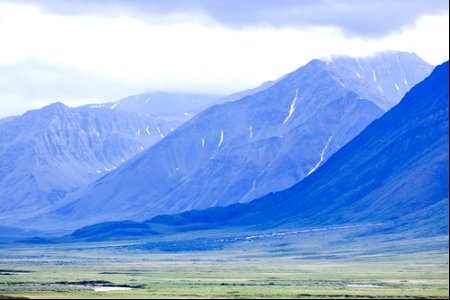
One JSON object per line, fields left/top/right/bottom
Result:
{"left": 0, "top": 0, "right": 448, "bottom": 118}
{"left": 8, "top": 0, "right": 449, "bottom": 37}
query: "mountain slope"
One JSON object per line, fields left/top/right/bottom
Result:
{"left": 149, "top": 61, "right": 449, "bottom": 236}
{"left": 33, "top": 51, "right": 433, "bottom": 229}
{"left": 0, "top": 103, "right": 183, "bottom": 224}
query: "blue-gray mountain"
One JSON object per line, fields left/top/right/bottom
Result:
{"left": 0, "top": 103, "right": 185, "bottom": 224}
{"left": 75, "top": 61, "right": 449, "bottom": 241}
{"left": 149, "top": 61, "right": 449, "bottom": 236}
{"left": 30, "top": 51, "right": 432, "bottom": 227}
{"left": 32, "top": 51, "right": 433, "bottom": 230}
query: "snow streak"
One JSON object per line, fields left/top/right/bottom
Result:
{"left": 218, "top": 130, "right": 224, "bottom": 147}
{"left": 157, "top": 127, "right": 164, "bottom": 138}
{"left": 283, "top": 88, "right": 298, "bottom": 124}
{"left": 110, "top": 102, "right": 120, "bottom": 110}
{"left": 307, "top": 136, "right": 333, "bottom": 176}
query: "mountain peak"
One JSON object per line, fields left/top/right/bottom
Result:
{"left": 39, "top": 102, "right": 69, "bottom": 114}
{"left": 320, "top": 50, "right": 424, "bottom": 64}
{"left": 43, "top": 102, "right": 68, "bottom": 109}
{"left": 22, "top": 102, "right": 69, "bottom": 119}
{"left": 314, "top": 51, "right": 433, "bottom": 111}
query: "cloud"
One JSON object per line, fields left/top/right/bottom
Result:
{"left": 4, "top": 0, "right": 449, "bottom": 37}
{"left": 0, "top": 2, "right": 448, "bottom": 118}
{"left": 0, "top": 60, "right": 137, "bottom": 117}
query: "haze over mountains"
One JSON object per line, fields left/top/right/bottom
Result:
{"left": 74, "top": 61, "right": 449, "bottom": 242}
{"left": 21, "top": 51, "right": 433, "bottom": 230}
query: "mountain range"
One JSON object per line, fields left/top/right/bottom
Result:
{"left": 0, "top": 93, "right": 217, "bottom": 224}
{"left": 0, "top": 77, "right": 286, "bottom": 227}
{"left": 24, "top": 51, "right": 433, "bottom": 230}
{"left": 73, "top": 61, "right": 449, "bottom": 241}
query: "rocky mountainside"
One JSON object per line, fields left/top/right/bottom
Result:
{"left": 0, "top": 103, "right": 183, "bottom": 223}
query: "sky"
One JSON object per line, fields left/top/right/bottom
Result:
{"left": 0, "top": 0, "right": 448, "bottom": 118}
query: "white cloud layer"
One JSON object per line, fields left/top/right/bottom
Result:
{"left": 0, "top": 3, "right": 448, "bottom": 118}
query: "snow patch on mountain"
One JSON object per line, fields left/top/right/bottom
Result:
{"left": 283, "top": 88, "right": 299, "bottom": 124}
{"left": 157, "top": 127, "right": 164, "bottom": 138}
{"left": 218, "top": 130, "right": 224, "bottom": 147}
{"left": 110, "top": 102, "right": 120, "bottom": 110}
{"left": 307, "top": 136, "right": 333, "bottom": 176}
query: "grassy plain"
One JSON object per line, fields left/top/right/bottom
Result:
{"left": 0, "top": 228, "right": 448, "bottom": 299}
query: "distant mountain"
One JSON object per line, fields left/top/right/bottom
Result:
{"left": 86, "top": 83, "right": 283, "bottom": 118}
{"left": 215, "top": 79, "right": 281, "bottom": 104}
{"left": 31, "top": 51, "right": 433, "bottom": 230}
{"left": 148, "top": 61, "right": 449, "bottom": 236}
{"left": 0, "top": 103, "right": 184, "bottom": 224}
{"left": 86, "top": 92, "right": 222, "bottom": 116}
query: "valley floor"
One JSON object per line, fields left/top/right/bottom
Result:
{"left": 0, "top": 229, "right": 449, "bottom": 299}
